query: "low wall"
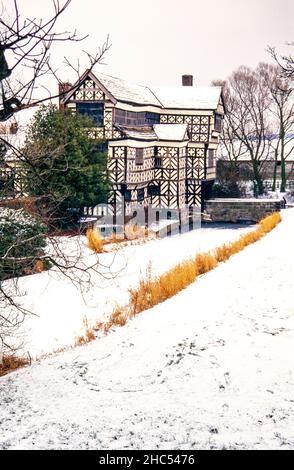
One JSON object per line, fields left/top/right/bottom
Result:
{"left": 204, "top": 198, "right": 283, "bottom": 223}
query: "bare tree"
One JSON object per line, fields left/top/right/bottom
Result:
{"left": 0, "top": 0, "right": 110, "bottom": 121}
{"left": 0, "top": 0, "right": 112, "bottom": 363}
{"left": 259, "top": 63, "right": 294, "bottom": 192}
{"left": 268, "top": 44, "right": 294, "bottom": 80}
{"left": 212, "top": 79, "right": 248, "bottom": 171}
{"left": 214, "top": 66, "right": 273, "bottom": 196}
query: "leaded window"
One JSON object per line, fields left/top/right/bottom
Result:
{"left": 215, "top": 114, "right": 222, "bottom": 133}
{"left": 135, "top": 148, "right": 144, "bottom": 165}
{"left": 137, "top": 188, "right": 145, "bottom": 201}
{"left": 208, "top": 149, "right": 214, "bottom": 167}
{"left": 114, "top": 109, "right": 160, "bottom": 127}
{"left": 148, "top": 185, "right": 160, "bottom": 196}
{"left": 76, "top": 102, "right": 104, "bottom": 126}
{"left": 155, "top": 157, "right": 162, "bottom": 168}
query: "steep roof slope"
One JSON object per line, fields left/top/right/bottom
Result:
{"left": 93, "top": 71, "right": 162, "bottom": 107}
{"left": 152, "top": 86, "right": 222, "bottom": 110}
{"left": 91, "top": 70, "right": 222, "bottom": 110}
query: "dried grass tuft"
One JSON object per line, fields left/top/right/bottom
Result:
{"left": 86, "top": 228, "right": 104, "bottom": 253}
{"left": 74, "top": 317, "right": 96, "bottom": 346}
{"left": 124, "top": 223, "right": 146, "bottom": 240}
{"left": 0, "top": 355, "right": 30, "bottom": 377}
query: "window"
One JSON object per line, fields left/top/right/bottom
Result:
{"left": 215, "top": 114, "right": 222, "bottom": 133}
{"left": 114, "top": 109, "right": 126, "bottom": 125}
{"left": 154, "top": 147, "right": 162, "bottom": 168}
{"left": 137, "top": 188, "right": 145, "bottom": 201}
{"left": 124, "top": 190, "right": 132, "bottom": 202}
{"left": 135, "top": 148, "right": 144, "bottom": 165}
{"left": 76, "top": 102, "right": 104, "bottom": 126}
{"left": 146, "top": 112, "right": 160, "bottom": 125}
{"left": 155, "top": 157, "right": 162, "bottom": 168}
{"left": 208, "top": 149, "right": 214, "bottom": 167}
{"left": 148, "top": 185, "right": 160, "bottom": 196}
{"left": 120, "top": 184, "right": 132, "bottom": 202}
{"left": 114, "top": 109, "right": 160, "bottom": 127}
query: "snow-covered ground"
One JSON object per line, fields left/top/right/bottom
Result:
{"left": 15, "top": 222, "right": 253, "bottom": 356}
{"left": 0, "top": 209, "right": 293, "bottom": 450}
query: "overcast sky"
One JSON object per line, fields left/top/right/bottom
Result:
{"left": 2, "top": 0, "right": 294, "bottom": 89}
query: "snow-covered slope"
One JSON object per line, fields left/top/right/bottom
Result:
{"left": 0, "top": 209, "right": 293, "bottom": 450}
{"left": 16, "top": 223, "right": 253, "bottom": 356}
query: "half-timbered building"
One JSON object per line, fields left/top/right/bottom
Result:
{"left": 60, "top": 71, "right": 224, "bottom": 213}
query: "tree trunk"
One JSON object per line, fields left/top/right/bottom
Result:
{"left": 272, "top": 149, "right": 278, "bottom": 191}
{"left": 252, "top": 160, "right": 264, "bottom": 196}
{"left": 280, "top": 127, "right": 286, "bottom": 192}
{"left": 281, "top": 158, "right": 286, "bottom": 192}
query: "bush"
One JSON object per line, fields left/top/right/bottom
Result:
{"left": 211, "top": 181, "right": 242, "bottom": 198}
{"left": 0, "top": 208, "right": 48, "bottom": 281}
{"left": 0, "top": 354, "right": 29, "bottom": 377}
{"left": 195, "top": 252, "right": 217, "bottom": 274}
{"left": 86, "top": 228, "right": 104, "bottom": 253}
{"left": 124, "top": 223, "right": 146, "bottom": 240}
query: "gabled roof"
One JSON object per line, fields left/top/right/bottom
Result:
{"left": 92, "top": 70, "right": 162, "bottom": 107}
{"left": 94, "top": 71, "right": 222, "bottom": 110}
{"left": 63, "top": 69, "right": 223, "bottom": 111}
{"left": 152, "top": 86, "right": 222, "bottom": 110}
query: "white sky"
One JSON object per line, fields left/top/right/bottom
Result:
{"left": 2, "top": 0, "right": 294, "bottom": 89}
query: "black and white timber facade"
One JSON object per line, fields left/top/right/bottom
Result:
{"left": 60, "top": 70, "right": 224, "bottom": 213}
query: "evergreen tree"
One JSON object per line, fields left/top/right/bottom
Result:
{"left": 22, "top": 104, "right": 109, "bottom": 228}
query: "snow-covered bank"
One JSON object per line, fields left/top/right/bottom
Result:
{"left": 0, "top": 209, "right": 293, "bottom": 450}
{"left": 16, "top": 222, "right": 253, "bottom": 356}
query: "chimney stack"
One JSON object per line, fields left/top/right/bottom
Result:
{"left": 9, "top": 122, "right": 18, "bottom": 134}
{"left": 182, "top": 74, "right": 193, "bottom": 86}
{"left": 58, "top": 82, "right": 72, "bottom": 108}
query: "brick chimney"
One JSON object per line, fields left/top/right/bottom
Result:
{"left": 9, "top": 122, "right": 18, "bottom": 134}
{"left": 58, "top": 82, "right": 72, "bottom": 108}
{"left": 182, "top": 75, "right": 193, "bottom": 86}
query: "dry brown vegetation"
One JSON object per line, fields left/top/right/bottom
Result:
{"left": 86, "top": 228, "right": 104, "bottom": 253}
{"left": 86, "top": 224, "right": 154, "bottom": 253}
{"left": 103, "top": 212, "right": 282, "bottom": 332}
{"left": 0, "top": 355, "right": 30, "bottom": 377}
{"left": 124, "top": 223, "right": 147, "bottom": 240}
{"left": 74, "top": 317, "right": 96, "bottom": 346}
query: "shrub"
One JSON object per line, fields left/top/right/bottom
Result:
{"left": 106, "top": 306, "right": 128, "bottom": 329}
{"left": 124, "top": 223, "right": 146, "bottom": 240}
{"left": 215, "top": 243, "right": 232, "bottom": 262}
{"left": 86, "top": 228, "right": 104, "bottom": 253}
{"left": 195, "top": 252, "right": 217, "bottom": 274}
{"left": 259, "top": 212, "right": 281, "bottom": 233}
{"left": 0, "top": 208, "right": 48, "bottom": 281}
{"left": 0, "top": 354, "right": 29, "bottom": 377}
{"left": 74, "top": 317, "right": 96, "bottom": 346}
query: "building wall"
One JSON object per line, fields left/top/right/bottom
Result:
{"left": 64, "top": 75, "right": 222, "bottom": 210}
